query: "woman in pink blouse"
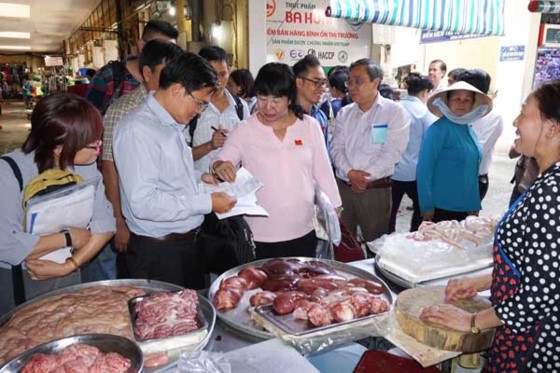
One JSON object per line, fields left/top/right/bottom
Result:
{"left": 212, "top": 63, "right": 341, "bottom": 259}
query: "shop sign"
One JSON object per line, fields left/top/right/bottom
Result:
{"left": 44, "top": 56, "right": 64, "bottom": 66}
{"left": 420, "top": 30, "right": 489, "bottom": 44}
{"left": 499, "top": 46, "right": 525, "bottom": 62}
{"left": 265, "top": 0, "right": 371, "bottom": 67}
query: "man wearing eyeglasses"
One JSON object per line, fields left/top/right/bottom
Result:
{"left": 293, "top": 55, "right": 329, "bottom": 145}
{"left": 89, "top": 40, "right": 184, "bottom": 282}
{"left": 331, "top": 59, "right": 410, "bottom": 244}
{"left": 113, "top": 53, "right": 236, "bottom": 289}
{"left": 188, "top": 46, "right": 249, "bottom": 173}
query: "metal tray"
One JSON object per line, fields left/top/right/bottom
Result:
{"left": 0, "top": 333, "right": 143, "bottom": 373}
{"left": 0, "top": 279, "right": 216, "bottom": 373}
{"left": 128, "top": 291, "right": 208, "bottom": 342}
{"left": 375, "top": 256, "right": 420, "bottom": 289}
{"left": 208, "top": 257, "right": 393, "bottom": 339}
{"left": 0, "top": 279, "right": 183, "bottom": 327}
{"left": 253, "top": 301, "right": 390, "bottom": 337}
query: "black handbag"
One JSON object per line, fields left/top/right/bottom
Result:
{"left": 197, "top": 213, "right": 256, "bottom": 274}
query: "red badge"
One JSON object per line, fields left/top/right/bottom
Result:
{"left": 295, "top": 139, "right": 303, "bottom": 146}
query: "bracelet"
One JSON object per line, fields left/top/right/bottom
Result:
{"left": 66, "top": 257, "right": 79, "bottom": 271}
{"left": 63, "top": 230, "right": 73, "bottom": 247}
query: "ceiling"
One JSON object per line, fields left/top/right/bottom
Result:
{"left": 0, "top": 0, "right": 101, "bottom": 54}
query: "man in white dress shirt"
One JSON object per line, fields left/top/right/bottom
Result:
{"left": 457, "top": 69, "right": 504, "bottom": 201}
{"left": 331, "top": 59, "right": 410, "bottom": 242}
{"left": 188, "top": 46, "right": 249, "bottom": 173}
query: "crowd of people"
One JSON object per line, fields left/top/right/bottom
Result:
{"left": 0, "top": 19, "right": 558, "bottom": 372}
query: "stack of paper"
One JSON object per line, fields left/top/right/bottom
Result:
{"left": 199, "top": 167, "right": 268, "bottom": 219}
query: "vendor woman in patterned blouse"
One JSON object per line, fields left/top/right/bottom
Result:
{"left": 420, "top": 80, "right": 560, "bottom": 372}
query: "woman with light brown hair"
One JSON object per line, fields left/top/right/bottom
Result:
{"left": 0, "top": 93, "right": 115, "bottom": 315}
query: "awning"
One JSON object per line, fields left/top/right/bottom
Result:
{"left": 325, "top": 0, "right": 505, "bottom": 36}
{"left": 528, "top": 1, "right": 560, "bottom": 13}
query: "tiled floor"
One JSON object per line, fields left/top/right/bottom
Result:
{"left": 0, "top": 100, "right": 32, "bottom": 155}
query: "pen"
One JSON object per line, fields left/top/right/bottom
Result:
{"left": 211, "top": 126, "right": 227, "bottom": 138}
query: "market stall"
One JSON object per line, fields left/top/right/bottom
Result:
{"left": 0, "top": 245, "right": 496, "bottom": 372}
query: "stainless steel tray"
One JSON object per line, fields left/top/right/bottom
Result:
{"left": 0, "top": 279, "right": 216, "bottom": 373}
{"left": 374, "top": 255, "right": 420, "bottom": 289}
{"left": 129, "top": 291, "right": 208, "bottom": 342}
{"left": 0, "top": 279, "right": 183, "bottom": 327}
{"left": 208, "top": 257, "right": 393, "bottom": 339}
{"left": 0, "top": 333, "right": 143, "bottom": 373}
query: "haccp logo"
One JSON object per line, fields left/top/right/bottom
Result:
{"left": 338, "top": 50, "right": 348, "bottom": 63}
{"left": 266, "top": 0, "right": 276, "bottom": 18}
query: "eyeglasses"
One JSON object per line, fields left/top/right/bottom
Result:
{"left": 84, "top": 140, "right": 102, "bottom": 150}
{"left": 345, "top": 78, "right": 372, "bottom": 88}
{"left": 299, "top": 76, "right": 328, "bottom": 88}
{"left": 189, "top": 92, "right": 210, "bottom": 112}
{"left": 256, "top": 95, "right": 287, "bottom": 107}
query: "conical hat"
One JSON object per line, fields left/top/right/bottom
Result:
{"left": 427, "top": 81, "right": 493, "bottom": 118}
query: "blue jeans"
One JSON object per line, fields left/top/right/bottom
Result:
{"left": 80, "top": 243, "right": 116, "bottom": 282}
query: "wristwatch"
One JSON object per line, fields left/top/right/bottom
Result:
{"left": 470, "top": 313, "right": 480, "bottom": 334}
{"left": 63, "top": 230, "right": 73, "bottom": 247}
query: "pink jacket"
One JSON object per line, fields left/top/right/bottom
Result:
{"left": 215, "top": 113, "right": 341, "bottom": 242}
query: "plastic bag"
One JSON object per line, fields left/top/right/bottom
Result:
{"left": 178, "top": 350, "right": 231, "bottom": 373}
{"left": 314, "top": 185, "right": 341, "bottom": 245}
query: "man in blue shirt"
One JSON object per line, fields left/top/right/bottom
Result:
{"left": 293, "top": 55, "right": 329, "bottom": 144}
{"left": 113, "top": 53, "right": 236, "bottom": 289}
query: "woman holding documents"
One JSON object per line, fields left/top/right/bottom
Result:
{"left": 420, "top": 81, "right": 560, "bottom": 372}
{"left": 0, "top": 93, "right": 115, "bottom": 315}
{"left": 212, "top": 62, "right": 341, "bottom": 259}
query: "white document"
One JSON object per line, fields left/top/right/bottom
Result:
{"left": 199, "top": 167, "right": 268, "bottom": 219}
{"left": 25, "top": 181, "right": 96, "bottom": 263}
{"left": 199, "top": 167, "right": 262, "bottom": 198}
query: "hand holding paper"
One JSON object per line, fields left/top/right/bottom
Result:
{"left": 200, "top": 167, "right": 268, "bottom": 219}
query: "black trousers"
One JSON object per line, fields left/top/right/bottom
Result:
{"left": 255, "top": 230, "right": 317, "bottom": 260}
{"left": 126, "top": 233, "right": 205, "bottom": 290}
{"left": 433, "top": 208, "right": 469, "bottom": 223}
{"left": 389, "top": 180, "right": 422, "bottom": 232}
{"left": 478, "top": 174, "right": 489, "bottom": 202}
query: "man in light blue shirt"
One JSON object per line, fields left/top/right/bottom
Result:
{"left": 113, "top": 53, "right": 236, "bottom": 289}
{"left": 390, "top": 73, "right": 437, "bottom": 232}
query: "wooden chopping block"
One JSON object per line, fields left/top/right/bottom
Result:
{"left": 396, "top": 286, "right": 495, "bottom": 353}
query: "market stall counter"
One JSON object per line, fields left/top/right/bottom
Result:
{"left": 0, "top": 257, "right": 492, "bottom": 373}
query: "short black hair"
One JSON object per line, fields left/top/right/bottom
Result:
{"left": 448, "top": 68, "right": 467, "bottom": 82}
{"left": 229, "top": 68, "right": 255, "bottom": 97}
{"left": 139, "top": 40, "right": 184, "bottom": 78}
{"left": 404, "top": 72, "right": 434, "bottom": 95}
{"left": 430, "top": 59, "right": 447, "bottom": 74}
{"left": 457, "top": 69, "right": 491, "bottom": 94}
{"left": 141, "top": 20, "right": 178, "bottom": 41}
{"left": 254, "top": 62, "right": 304, "bottom": 120}
{"left": 328, "top": 68, "right": 349, "bottom": 93}
{"left": 85, "top": 69, "right": 96, "bottom": 79}
{"left": 379, "top": 84, "right": 396, "bottom": 100}
{"left": 531, "top": 79, "right": 560, "bottom": 123}
{"left": 159, "top": 52, "right": 218, "bottom": 93}
{"left": 293, "top": 54, "right": 322, "bottom": 78}
{"left": 198, "top": 45, "right": 228, "bottom": 63}
{"left": 350, "top": 58, "right": 384, "bottom": 84}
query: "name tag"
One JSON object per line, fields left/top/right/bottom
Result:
{"left": 371, "top": 124, "right": 388, "bottom": 145}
